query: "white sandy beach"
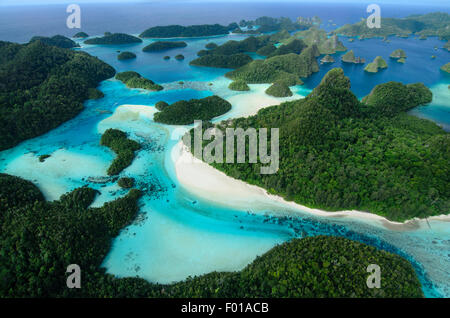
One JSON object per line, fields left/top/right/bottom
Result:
{"left": 173, "top": 141, "right": 450, "bottom": 231}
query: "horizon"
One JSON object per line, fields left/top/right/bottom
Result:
{"left": 1, "top": 0, "right": 450, "bottom": 7}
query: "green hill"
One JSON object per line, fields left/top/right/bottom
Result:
{"left": 84, "top": 33, "right": 142, "bottom": 45}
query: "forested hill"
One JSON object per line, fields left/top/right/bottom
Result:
{"left": 0, "top": 40, "right": 115, "bottom": 151}
{"left": 193, "top": 68, "right": 449, "bottom": 222}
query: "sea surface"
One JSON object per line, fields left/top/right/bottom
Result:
{"left": 0, "top": 1, "right": 449, "bottom": 297}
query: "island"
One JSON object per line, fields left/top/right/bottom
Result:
{"left": 117, "top": 51, "right": 137, "bottom": 60}
{"left": 341, "top": 50, "right": 365, "bottom": 64}
{"left": 139, "top": 23, "right": 236, "bottom": 38}
{"left": 115, "top": 71, "right": 163, "bottom": 91}
{"left": 320, "top": 54, "right": 335, "bottom": 64}
{"left": 364, "top": 56, "right": 388, "bottom": 73}
{"left": 142, "top": 41, "right": 187, "bottom": 52}
{"left": 228, "top": 80, "right": 250, "bottom": 91}
{"left": 334, "top": 12, "right": 450, "bottom": 41}
{"left": 118, "top": 177, "right": 135, "bottom": 188}
{"left": 100, "top": 128, "right": 141, "bottom": 175}
{"left": 226, "top": 46, "right": 318, "bottom": 85}
{"left": 189, "top": 68, "right": 448, "bottom": 222}
{"left": 190, "top": 53, "right": 252, "bottom": 69}
{"left": 163, "top": 55, "right": 170, "bottom": 60}
{"left": 153, "top": 95, "right": 231, "bottom": 125}
{"left": 440, "top": 62, "right": 450, "bottom": 73}
{"left": 205, "top": 42, "right": 218, "bottom": 49}
{"left": 155, "top": 101, "right": 169, "bottom": 111}
{"left": 73, "top": 31, "right": 89, "bottom": 38}
{"left": 30, "top": 35, "right": 79, "bottom": 48}
{"left": 0, "top": 40, "right": 115, "bottom": 151}
{"left": 390, "top": 49, "right": 407, "bottom": 59}
{"left": 266, "top": 39, "right": 307, "bottom": 57}
{"left": 444, "top": 41, "right": 450, "bottom": 51}
{"left": 398, "top": 57, "right": 406, "bottom": 63}
{"left": 265, "top": 81, "right": 293, "bottom": 97}
{"left": 175, "top": 54, "right": 185, "bottom": 60}
{"left": 290, "top": 27, "right": 347, "bottom": 54}
{"left": 84, "top": 33, "right": 142, "bottom": 45}
{"left": 88, "top": 88, "right": 105, "bottom": 99}
{"left": 0, "top": 174, "right": 423, "bottom": 298}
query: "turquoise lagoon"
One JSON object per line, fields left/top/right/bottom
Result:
{"left": 0, "top": 33, "right": 449, "bottom": 297}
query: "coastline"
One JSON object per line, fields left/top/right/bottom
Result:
{"left": 173, "top": 141, "right": 450, "bottom": 231}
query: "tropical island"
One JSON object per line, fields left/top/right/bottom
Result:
{"left": 142, "top": 41, "right": 187, "bottom": 52}
{"left": 0, "top": 174, "right": 423, "bottom": 298}
{"left": 265, "top": 81, "right": 293, "bottom": 97}
{"left": 73, "top": 31, "right": 89, "bottom": 38}
{"left": 0, "top": 40, "right": 115, "bottom": 151}
{"left": 100, "top": 128, "right": 141, "bottom": 175}
{"left": 320, "top": 54, "right": 335, "bottom": 64}
{"left": 30, "top": 35, "right": 79, "bottom": 48}
{"left": 341, "top": 50, "right": 365, "bottom": 64}
{"left": 84, "top": 33, "right": 143, "bottom": 45}
{"left": 364, "top": 56, "right": 388, "bottom": 73}
{"left": 190, "top": 53, "right": 253, "bottom": 69}
{"left": 117, "top": 51, "right": 137, "bottom": 60}
{"left": 335, "top": 12, "right": 450, "bottom": 41}
{"left": 228, "top": 80, "right": 250, "bottom": 91}
{"left": 290, "top": 27, "right": 347, "bottom": 54}
{"left": 390, "top": 49, "right": 407, "bottom": 59}
{"left": 139, "top": 23, "right": 237, "bottom": 38}
{"left": 440, "top": 62, "right": 450, "bottom": 73}
{"left": 189, "top": 68, "right": 448, "bottom": 222}
{"left": 115, "top": 71, "right": 163, "bottom": 91}
{"left": 153, "top": 95, "right": 231, "bottom": 125}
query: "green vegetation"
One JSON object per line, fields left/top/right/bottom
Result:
{"left": 267, "top": 39, "right": 307, "bottom": 57}
{"left": 202, "top": 36, "right": 272, "bottom": 56}
{"left": 241, "top": 16, "right": 308, "bottom": 33}
{"left": 265, "top": 81, "right": 293, "bottom": 97}
{"left": 364, "top": 56, "right": 388, "bottom": 73}
{"left": 0, "top": 40, "right": 115, "bottom": 151}
{"left": 255, "top": 44, "right": 276, "bottom": 56}
{"left": 142, "top": 41, "right": 187, "bottom": 52}
{"left": 155, "top": 101, "right": 169, "bottom": 111}
{"left": 115, "top": 71, "right": 163, "bottom": 91}
{"left": 390, "top": 49, "right": 407, "bottom": 59}
{"left": 341, "top": 50, "right": 365, "bottom": 64}
{"left": 163, "top": 56, "right": 170, "bottom": 60}
{"left": 335, "top": 12, "right": 450, "bottom": 41}
{"left": 38, "top": 154, "right": 51, "bottom": 162}
{"left": 205, "top": 42, "right": 218, "bottom": 49}
{"left": 84, "top": 33, "right": 142, "bottom": 45}
{"left": 440, "top": 63, "right": 450, "bottom": 73}
{"left": 100, "top": 129, "right": 141, "bottom": 175}
{"left": 30, "top": 35, "right": 79, "bottom": 48}
{"left": 118, "top": 177, "right": 135, "bottom": 188}
{"left": 190, "top": 53, "right": 252, "bottom": 69}
{"left": 228, "top": 80, "right": 250, "bottom": 91}
{"left": 291, "top": 28, "right": 347, "bottom": 54}
{"left": 88, "top": 88, "right": 105, "bottom": 100}
{"left": 444, "top": 41, "right": 450, "bottom": 51}
{"left": 192, "top": 68, "right": 448, "bottom": 221}
{"left": 226, "top": 46, "right": 319, "bottom": 84}
{"left": 140, "top": 24, "right": 235, "bottom": 38}
{"left": 320, "top": 55, "right": 335, "bottom": 63}
{"left": 117, "top": 51, "right": 137, "bottom": 60}
{"left": 73, "top": 32, "right": 89, "bottom": 38}
{"left": 154, "top": 95, "right": 231, "bottom": 125}
{"left": 175, "top": 54, "right": 185, "bottom": 60}
{"left": 398, "top": 57, "right": 406, "bottom": 64}
{"left": 0, "top": 175, "right": 423, "bottom": 298}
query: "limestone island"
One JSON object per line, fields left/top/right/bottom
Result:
{"left": 30, "top": 35, "right": 79, "bottom": 48}
{"left": 175, "top": 54, "right": 185, "bottom": 60}
{"left": 341, "top": 50, "right": 365, "bottom": 64}
{"left": 117, "top": 51, "right": 137, "bottom": 60}
{"left": 142, "top": 41, "right": 187, "bottom": 52}
{"left": 190, "top": 53, "right": 252, "bottom": 69}
{"left": 115, "top": 71, "right": 163, "bottom": 91}
{"left": 390, "top": 49, "right": 407, "bottom": 60}
{"left": 290, "top": 27, "right": 347, "bottom": 54}
{"left": 84, "top": 33, "right": 142, "bottom": 45}
{"left": 228, "top": 80, "right": 250, "bottom": 91}
{"left": 153, "top": 95, "right": 231, "bottom": 125}
{"left": 364, "top": 56, "right": 388, "bottom": 73}
{"left": 205, "top": 42, "right": 218, "bottom": 49}
{"left": 73, "top": 32, "right": 89, "bottom": 38}
{"left": 320, "top": 55, "right": 335, "bottom": 64}
{"left": 139, "top": 23, "right": 237, "bottom": 38}
{"left": 265, "top": 81, "right": 293, "bottom": 97}
{"left": 441, "top": 63, "right": 450, "bottom": 73}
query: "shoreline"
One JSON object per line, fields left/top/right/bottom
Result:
{"left": 173, "top": 141, "right": 450, "bottom": 231}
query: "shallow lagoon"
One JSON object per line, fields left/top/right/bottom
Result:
{"left": 0, "top": 33, "right": 449, "bottom": 297}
